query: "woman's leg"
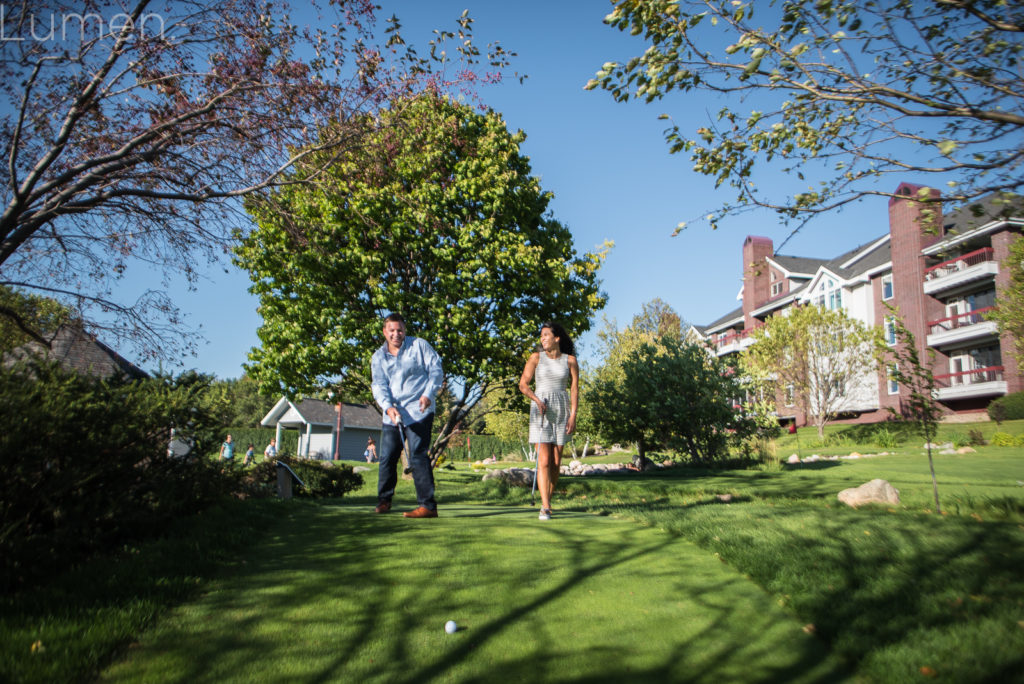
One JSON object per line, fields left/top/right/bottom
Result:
{"left": 537, "top": 442, "right": 553, "bottom": 511}
{"left": 549, "top": 444, "right": 563, "bottom": 503}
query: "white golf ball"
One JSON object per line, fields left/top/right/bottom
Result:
{"left": 444, "top": 620, "right": 457, "bottom": 634}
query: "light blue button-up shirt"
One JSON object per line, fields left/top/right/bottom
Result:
{"left": 371, "top": 336, "right": 444, "bottom": 426}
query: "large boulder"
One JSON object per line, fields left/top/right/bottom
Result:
{"left": 481, "top": 467, "right": 535, "bottom": 488}
{"left": 837, "top": 479, "right": 901, "bottom": 508}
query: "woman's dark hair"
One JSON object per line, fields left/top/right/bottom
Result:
{"left": 541, "top": 322, "right": 575, "bottom": 356}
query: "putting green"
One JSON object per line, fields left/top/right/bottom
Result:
{"left": 102, "top": 503, "right": 850, "bottom": 683}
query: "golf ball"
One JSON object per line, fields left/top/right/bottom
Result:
{"left": 444, "top": 620, "right": 457, "bottom": 634}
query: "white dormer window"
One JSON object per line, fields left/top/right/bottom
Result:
{"left": 771, "top": 281, "right": 784, "bottom": 296}
{"left": 812, "top": 277, "right": 843, "bottom": 310}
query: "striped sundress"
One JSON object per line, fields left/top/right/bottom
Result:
{"left": 528, "top": 352, "right": 570, "bottom": 446}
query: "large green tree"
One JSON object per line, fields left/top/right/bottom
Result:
{"left": 743, "top": 305, "right": 881, "bottom": 439}
{"left": 590, "top": 308, "right": 748, "bottom": 466}
{"left": 588, "top": 1, "right": 1024, "bottom": 233}
{"left": 235, "top": 94, "right": 608, "bottom": 460}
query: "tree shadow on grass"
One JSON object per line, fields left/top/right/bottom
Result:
{"left": 604, "top": 497, "right": 1024, "bottom": 682}
{"left": 110, "top": 503, "right": 852, "bottom": 684}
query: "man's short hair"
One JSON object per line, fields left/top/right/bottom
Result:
{"left": 384, "top": 312, "right": 405, "bottom": 326}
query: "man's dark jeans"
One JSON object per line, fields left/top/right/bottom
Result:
{"left": 378, "top": 414, "right": 435, "bottom": 510}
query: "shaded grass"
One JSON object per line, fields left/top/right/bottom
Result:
{"left": 539, "top": 453, "right": 1024, "bottom": 683}
{"left": 0, "top": 499, "right": 285, "bottom": 683}
{"left": 101, "top": 503, "right": 848, "bottom": 684}
{"left": 6, "top": 440, "right": 1024, "bottom": 683}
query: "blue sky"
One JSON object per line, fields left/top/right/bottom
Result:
{"left": 167, "top": 0, "right": 890, "bottom": 379}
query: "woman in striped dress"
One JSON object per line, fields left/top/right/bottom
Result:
{"left": 519, "top": 322, "right": 579, "bottom": 520}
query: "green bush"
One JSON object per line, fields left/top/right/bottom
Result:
{"left": 991, "top": 432, "right": 1017, "bottom": 447}
{"left": 250, "top": 456, "right": 362, "bottom": 498}
{"left": 873, "top": 427, "right": 901, "bottom": 449}
{"left": 0, "top": 362, "right": 236, "bottom": 592}
{"left": 967, "top": 428, "right": 988, "bottom": 447}
{"left": 988, "top": 391, "right": 1024, "bottom": 423}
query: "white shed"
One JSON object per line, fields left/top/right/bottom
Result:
{"left": 260, "top": 398, "right": 382, "bottom": 461}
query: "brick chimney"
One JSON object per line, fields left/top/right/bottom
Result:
{"left": 742, "top": 236, "right": 774, "bottom": 328}
{"left": 888, "top": 182, "right": 943, "bottom": 356}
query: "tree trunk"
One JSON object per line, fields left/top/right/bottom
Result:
{"left": 633, "top": 439, "right": 651, "bottom": 471}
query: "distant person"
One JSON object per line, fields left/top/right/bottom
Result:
{"left": 370, "top": 313, "right": 443, "bottom": 518}
{"left": 264, "top": 438, "right": 277, "bottom": 462}
{"left": 242, "top": 443, "right": 256, "bottom": 467}
{"left": 364, "top": 436, "right": 378, "bottom": 463}
{"left": 519, "top": 322, "right": 579, "bottom": 521}
{"left": 219, "top": 434, "right": 235, "bottom": 465}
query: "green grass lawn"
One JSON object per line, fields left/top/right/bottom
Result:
{"left": 4, "top": 423, "right": 1024, "bottom": 683}
{"left": 100, "top": 503, "right": 847, "bottom": 684}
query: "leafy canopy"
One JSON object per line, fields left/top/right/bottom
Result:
{"left": 235, "top": 93, "right": 608, "bottom": 455}
{"left": 588, "top": 0, "right": 1024, "bottom": 234}
{"left": 590, "top": 306, "right": 748, "bottom": 463}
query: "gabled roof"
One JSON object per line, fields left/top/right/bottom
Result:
{"left": 769, "top": 255, "right": 827, "bottom": 277}
{"left": 261, "top": 397, "right": 380, "bottom": 430}
{"left": 924, "top": 194, "right": 1024, "bottom": 255}
{"left": 704, "top": 305, "right": 744, "bottom": 333}
{"left": 3, "top": 323, "right": 148, "bottom": 379}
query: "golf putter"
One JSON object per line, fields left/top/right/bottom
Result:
{"left": 397, "top": 417, "right": 413, "bottom": 475}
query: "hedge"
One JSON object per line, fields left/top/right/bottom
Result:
{"left": 988, "top": 391, "right": 1024, "bottom": 423}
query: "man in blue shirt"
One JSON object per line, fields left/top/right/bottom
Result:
{"left": 370, "top": 313, "right": 443, "bottom": 518}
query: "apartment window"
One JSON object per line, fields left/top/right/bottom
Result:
{"left": 881, "top": 274, "right": 894, "bottom": 300}
{"left": 771, "top": 281, "right": 784, "bottom": 297}
{"left": 785, "top": 384, "right": 795, "bottom": 407}
{"left": 813, "top": 278, "right": 844, "bottom": 310}
{"left": 887, "top": 364, "right": 899, "bottom": 395}
{"left": 884, "top": 316, "right": 897, "bottom": 345}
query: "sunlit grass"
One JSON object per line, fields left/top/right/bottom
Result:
{"left": 4, "top": 426, "right": 1024, "bottom": 683}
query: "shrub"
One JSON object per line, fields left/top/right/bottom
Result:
{"left": 250, "top": 456, "right": 362, "bottom": 498}
{"left": 873, "top": 427, "right": 901, "bottom": 449}
{"left": 948, "top": 432, "right": 969, "bottom": 448}
{"left": 991, "top": 432, "right": 1017, "bottom": 447}
{"left": 988, "top": 391, "right": 1024, "bottom": 422}
{"left": 0, "top": 362, "right": 236, "bottom": 592}
{"left": 967, "top": 429, "right": 987, "bottom": 447}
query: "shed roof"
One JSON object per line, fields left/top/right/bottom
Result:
{"left": 261, "top": 397, "right": 381, "bottom": 430}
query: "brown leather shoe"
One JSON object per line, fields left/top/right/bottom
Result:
{"left": 403, "top": 506, "right": 438, "bottom": 518}
{"left": 373, "top": 501, "right": 392, "bottom": 514}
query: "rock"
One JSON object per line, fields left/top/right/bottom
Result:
{"left": 787, "top": 454, "right": 801, "bottom": 464}
{"left": 716, "top": 494, "right": 733, "bottom": 503}
{"left": 353, "top": 466, "right": 371, "bottom": 473}
{"left": 838, "top": 479, "right": 901, "bottom": 508}
{"left": 939, "top": 448, "right": 957, "bottom": 455}
{"left": 481, "top": 467, "right": 534, "bottom": 488}
{"left": 956, "top": 446, "right": 977, "bottom": 454}
{"left": 848, "top": 452, "right": 861, "bottom": 458}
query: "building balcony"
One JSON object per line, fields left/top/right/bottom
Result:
{"left": 712, "top": 324, "right": 763, "bottom": 356}
{"left": 923, "top": 247, "right": 998, "bottom": 296}
{"left": 925, "top": 307, "right": 998, "bottom": 348}
{"left": 934, "top": 366, "right": 1007, "bottom": 401}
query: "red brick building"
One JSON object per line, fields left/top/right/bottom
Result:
{"left": 699, "top": 186, "right": 1023, "bottom": 425}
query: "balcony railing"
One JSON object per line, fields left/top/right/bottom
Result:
{"left": 713, "top": 323, "right": 764, "bottom": 351}
{"left": 927, "top": 306, "right": 995, "bottom": 335}
{"left": 924, "top": 247, "right": 995, "bottom": 281}
{"left": 934, "top": 366, "right": 1004, "bottom": 389}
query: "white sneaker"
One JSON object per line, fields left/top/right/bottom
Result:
{"left": 538, "top": 508, "right": 551, "bottom": 521}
